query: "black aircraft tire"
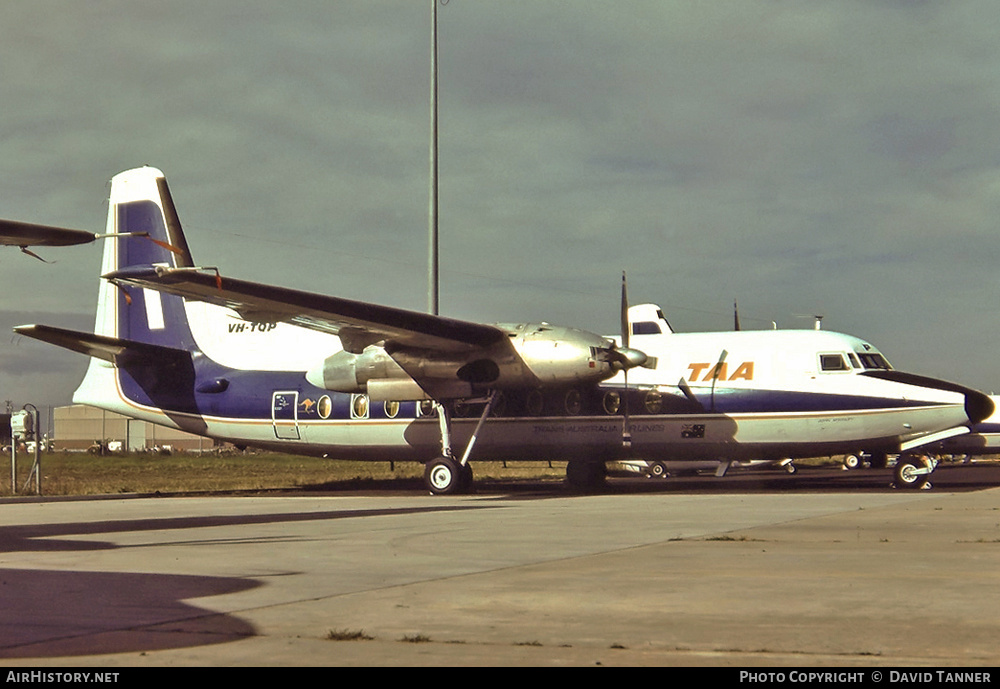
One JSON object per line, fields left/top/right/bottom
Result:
{"left": 566, "top": 460, "right": 607, "bottom": 491}
{"left": 869, "top": 452, "right": 889, "bottom": 470}
{"left": 894, "top": 456, "right": 929, "bottom": 490}
{"left": 459, "top": 462, "right": 474, "bottom": 492}
{"left": 425, "top": 456, "right": 464, "bottom": 495}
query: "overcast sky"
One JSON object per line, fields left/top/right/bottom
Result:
{"left": 2, "top": 0, "right": 1000, "bottom": 412}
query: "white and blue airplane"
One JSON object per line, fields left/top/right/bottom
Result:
{"left": 9, "top": 167, "right": 994, "bottom": 493}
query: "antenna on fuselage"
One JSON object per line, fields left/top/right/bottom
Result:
{"left": 794, "top": 313, "right": 824, "bottom": 330}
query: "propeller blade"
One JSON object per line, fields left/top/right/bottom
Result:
{"left": 609, "top": 271, "right": 649, "bottom": 372}
{"left": 678, "top": 378, "right": 706, "bottom": 411}
{"left": 621, "top": 271, "right": 629, "bottom": 350}
{"left": 618, "top": 271, "right": 640, "bottom": 450}
{"left": 622, "top": 371, "right": 632, "bottom": 450}
{"left": 710, "top": 349, "right": 728, "bottom": 412}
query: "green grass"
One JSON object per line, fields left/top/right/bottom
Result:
{"left": 7, "top": 451, "right": 967, "bottom": 498}
{"left": 0, "top": 450, "right": 568, "bottom": 497}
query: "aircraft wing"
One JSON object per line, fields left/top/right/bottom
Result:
{"left": 0, "top": 219, "right": 97, "bottom": 247}
{"left": 104, "top": 266, "right": 508, "bottom": 354}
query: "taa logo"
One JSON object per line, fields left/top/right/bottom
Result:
{"left": 686, "top": 361, "right": 754, "bottom": 382}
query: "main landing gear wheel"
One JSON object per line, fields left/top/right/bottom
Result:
{"left": 459, "top": 461, "right": 474, "bottom": 492}
{"left": 869, "top": 451, "right": 889, "bottom": 470}
{"left": 893, "top": 455, "right": 932, "bottom": 490}
{"left": 565, "top": 460, "right": 607, "bottom": 492}
{"left": 424, "top": 456, "right": 472, "bottom": 495}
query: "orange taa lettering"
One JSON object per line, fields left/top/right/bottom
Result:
{"left": 686, "top": 361, "right": 754, "bottom": 381}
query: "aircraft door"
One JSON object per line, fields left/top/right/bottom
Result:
{"left": 272, "top": 391, "right": 301, "bottom": 440}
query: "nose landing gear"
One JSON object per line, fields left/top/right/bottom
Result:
{"left": 893, "top": 454, "right": 936, "bottom": 490}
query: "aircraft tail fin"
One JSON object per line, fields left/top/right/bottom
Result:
{"left": 628, "top": 303, "right": 673, "bottom": 336}
{"left": 93, "top": 167, "right": 199, "bottom": 351}
{"left": 63, "top": 167, "right": 207, "bottom": 415}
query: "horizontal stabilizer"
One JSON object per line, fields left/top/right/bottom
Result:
{"left": 14, "top": 323, "right": 191, "bottom": 368}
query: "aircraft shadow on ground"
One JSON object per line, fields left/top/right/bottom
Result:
{"left": 0, "top": 568, "right": 259, "bottom": 658}
{"left": 0, "top": 504, "right": 492, "bottom": 658}
{"left": 0, "top": 505, "right": 486, "bottom": 554}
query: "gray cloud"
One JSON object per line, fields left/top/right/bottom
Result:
{"left": 2, "top": 1, "right": 1000, "bottom": 408}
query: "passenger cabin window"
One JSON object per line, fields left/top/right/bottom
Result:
{"left": 819, "top": 354, "right": 850, "bottom": 372}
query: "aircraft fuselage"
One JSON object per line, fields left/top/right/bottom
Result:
{"left": 67, "top": 308, "right": 981, "bottom": 466}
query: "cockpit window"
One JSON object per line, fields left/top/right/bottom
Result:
{"left": 631, "top": 321, "right": 662, "bottom": 335}
{"left": 856, "top": 352, "right": 891, "bottom": 370}
{"left": 819, "top": 354, "right": 850, "bottom": 372}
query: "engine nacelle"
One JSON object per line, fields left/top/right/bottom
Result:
{"left": 305, "top": 323, "right": 647, "bottom": 401}
{"left": 504, "top": 323, "right": 646, "bottom": 384}
{"left": 305, "top": 348, "right": 408, "bottom": 394}
{"left": 305, "top": 348, "right": 476, "bottom": 401}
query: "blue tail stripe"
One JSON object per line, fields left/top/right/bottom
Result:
{"left": 115, "top": 200, "right": 198, "bottom": 351}
{"left": 120, "top": 201, "right": 173, "bottom": 264}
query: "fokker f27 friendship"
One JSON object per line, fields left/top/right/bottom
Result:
{"left": 7, "top": 167, "right": 994, "bottom": 493}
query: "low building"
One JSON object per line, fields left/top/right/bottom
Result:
{"left": 54, "top": 405, "right": 215, "bottom": 452}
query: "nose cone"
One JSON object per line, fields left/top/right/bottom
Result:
{"left": 965, "top": 389, "right": 995, "bottom": 425}
{"left": 861, "top": 370, "right": 995, "bottom": 424}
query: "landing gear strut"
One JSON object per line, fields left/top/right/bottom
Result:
{"left": 424, "top": 393, "right": 496, "bottom": 495}
{"left": 778, "top": 458, "right": 797, "bottom": 474}
{"left": 893, "top": 454, "right": 936, "bottom": 490}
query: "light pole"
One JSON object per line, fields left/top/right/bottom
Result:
{"left": 428, "top": 0, "right": 442, "bottom": 316}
